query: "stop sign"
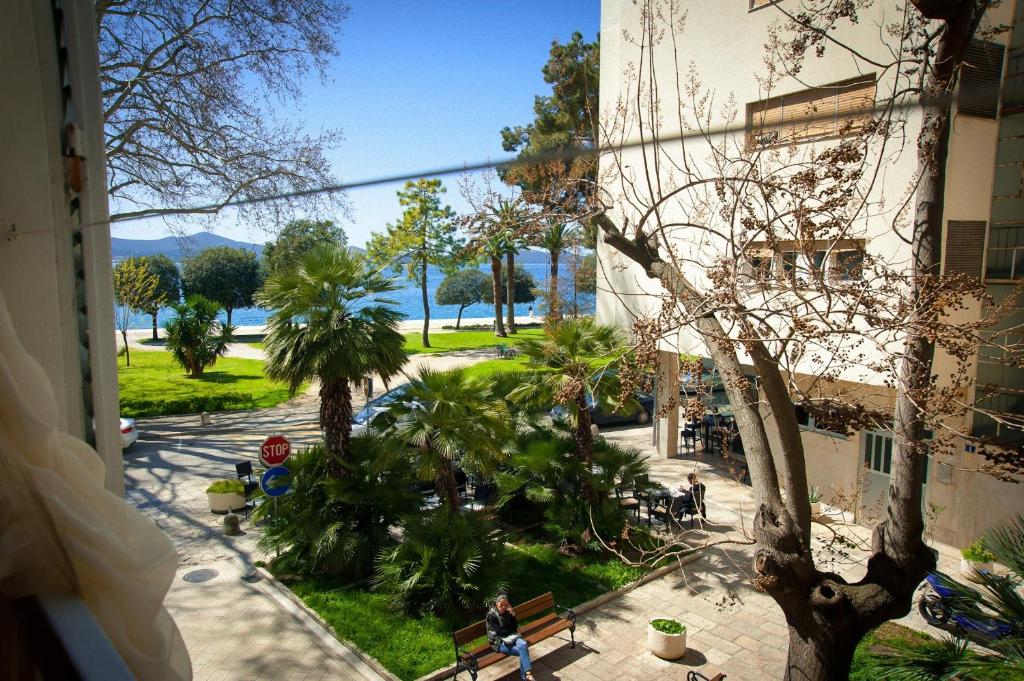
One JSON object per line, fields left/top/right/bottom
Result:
{"left": 259, "top": 434, "right": 291, "bottom": 467}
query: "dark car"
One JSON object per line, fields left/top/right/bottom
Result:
{"left": 550, "top": 368, "right": 654, "bottom": 426}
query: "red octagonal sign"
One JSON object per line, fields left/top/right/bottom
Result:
{"left": 259, "top": 434, "right": 291, "bottom": 467}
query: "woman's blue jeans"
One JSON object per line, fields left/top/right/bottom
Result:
{"left": 497, "top": 637, "right": 532, "bottom": 678}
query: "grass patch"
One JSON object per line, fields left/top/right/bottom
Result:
{"left": 284, "top": 541, "right": 644, "bottom": 681}
{"left": 118, "top": 350, "right": 298, "bottom": 417}
{"left": 403, "top": 328, "right": 545, "bottom": 355}
{"left": 849, "top": 622, "right": 936, "bottom": 681}
{"left": 462, "top": 356, "right": 532, "bottom": 379}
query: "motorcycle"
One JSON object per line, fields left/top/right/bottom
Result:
{"left": 917, "top": 572, "right": 1013, "bottom": 641}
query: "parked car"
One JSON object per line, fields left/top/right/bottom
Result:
{"left": 120, "top": 417, "right": 138, "bottom": 449}
{"left": 550, "top": 370, "right": 654, "bottom": 427}
{"left": 351, "top": 383, "right": 412, "bottom": 436}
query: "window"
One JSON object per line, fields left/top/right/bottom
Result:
{"left": 747, "top": 75, "right": 876, "bottom": 146}
{"left": 959, "top": 39, "right": 1006, "bottom": 119}
{"left": 1003, "top": 45, "right": 1024, "bottom": 115}
{"left": 832, "top": 249, "right": 864, "bottom": 281}
{"left": 974, "top": 321, "right": 1024, "bottom": 445}
{"left": 744, "top": 240, "right": 865, "bottom": 283}
{"left": 863, "top": 431, "right": 894, "bottom": 474}
{"left": 795, "top": 404, "right": 847, "bottom": 438}
{"left": 985, "top": 224, "right": 1024, "bottom": 281}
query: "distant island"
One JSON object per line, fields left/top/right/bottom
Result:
{"left": 111, "top": 232, "right": 365, "bottom": 263}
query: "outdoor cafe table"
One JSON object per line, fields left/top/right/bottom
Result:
{"left": 637, "top": 485, "right": 673, "bottom": 526}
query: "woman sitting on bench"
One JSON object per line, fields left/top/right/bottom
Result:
{"left": 486, "top": 594, "right": 536, "bottom": 681}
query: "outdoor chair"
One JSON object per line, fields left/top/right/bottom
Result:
{"left": 614, "top": 473, "right": 648, "bottom": 523}
{"left": 651, "top": 494, "right": 689, "bottom": 529}
{"left": 234, "top": 461, "right": 259, "bottom": 518}
{"left": 680, "top": 422, "right": 698, "bottom": 455}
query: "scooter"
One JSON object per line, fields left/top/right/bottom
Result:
{"left": 917, "top": 572, "right": 1013, "bottom": 640}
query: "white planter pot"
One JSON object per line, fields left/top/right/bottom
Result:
{"left": 960, "top": 557, "right": 993, "bottom": 581}
{"left": 208, "top": 492, "right": 246, "bottom": 514}
{"left": 809, "top": 502, "right": 821, "bottom": 516}
{"left": 648, "top": 620, "right": 687, "bottom": 660}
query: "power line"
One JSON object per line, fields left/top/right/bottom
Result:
{"left": 89, "top": 93, "right": 947, "bottom": 229}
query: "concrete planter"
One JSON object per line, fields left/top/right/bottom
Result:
{"left": 809, "top": 501, "right": 821, "bottom": 516}
{"left": 960, "top": 557, "right": 993, "bottom": 581}
{"left": 648, "top": 619, "right": 687, "bottom": 660}
{"left": 208, "top": 491, "right": 246, "bottom": 514}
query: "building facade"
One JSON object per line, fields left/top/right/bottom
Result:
{"left": 596, "top": 0, "right": 1024, "bottom": 547}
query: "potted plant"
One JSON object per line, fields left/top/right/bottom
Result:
{"left": 808, "top": 486, "right": 822, "bottom": 516}
{"left": 206, "top": 479, "right": 246, "bottom": 514}
{"left": 960, "top": 538, "right": 995, "bottom": 580}
{"left": 648, "top": 617, "right": 687, "bottom": 659}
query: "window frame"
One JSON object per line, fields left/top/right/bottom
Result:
{"left": 746, "top": 74, "right": 877, "bottom": 147}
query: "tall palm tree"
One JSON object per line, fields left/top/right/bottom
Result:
{"left": 472, "top": 198, "right": 532, "bottom": 334}
{"left": 386, "top": 367, "right": 511, "bottom": 512}
{"left": 537, "top": 220, "right": 579, "bottom": 322}
{"left": 477, "top": 232, "right": 510, "bottom": 337}
{"left": 259, "top": 245, "right": 408, "bottom": 478}
{"left": 509, "top": 319, "right": 632, "bottom": 504}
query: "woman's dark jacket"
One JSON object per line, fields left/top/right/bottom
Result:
{"left": 485, "top": 606, "right": 519, "bottom": 651}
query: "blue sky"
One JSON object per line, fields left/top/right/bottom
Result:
{"left": 112, "top": 1, "right": 599, "bottom": 248}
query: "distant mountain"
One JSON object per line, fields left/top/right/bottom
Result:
{"left": 111, "top": 232, "right": 263, "bottom": 262}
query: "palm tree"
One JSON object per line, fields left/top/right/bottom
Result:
{"left": 386, "top": 367, "right": 511, "bottom": 511}
{"left": 537, "top": 220, "right": 579, "bottom": 322}
{"left": 509, "top": 319, "right": 632, "bottom": 504}
{"left": 867, "top": 513, "right": 1024, "bottom": 679}
{"left": 164, "top": 294, "right": 233, "bottom": 377}
{"left": 472, "top": 198, "right": 532, "bottom": 335}
{"left": 476, "top": 231, "right": 510, "bottom": 337}
{"left": 259, "top": 245, "right": 408, "bottom": 478}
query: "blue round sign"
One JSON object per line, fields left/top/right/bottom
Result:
{"left": 260, "top": 465, "right": 291, "bottom": 497}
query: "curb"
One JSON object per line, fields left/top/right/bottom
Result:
{"left": 412, "top": 550, "right": 702, "bottom": 681}
{"left": 254, "top": 567, "right": 402, "bottom": 681}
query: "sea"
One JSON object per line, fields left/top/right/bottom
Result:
{"left": 120, "top": 262, "right": 595, "bottom": 330}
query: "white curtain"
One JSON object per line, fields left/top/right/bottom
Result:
{"left": 0, "top": 290, "right": 190, "bottom": 680}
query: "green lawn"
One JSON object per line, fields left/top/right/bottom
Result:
{"left": 118, "top": 350, "right": 298, "bottom": 417}
{"left": 403, "top": 328, "right": 545, "bottom": 355}
{"left": 284, "top": 542, "right": 645, "bottom": 681}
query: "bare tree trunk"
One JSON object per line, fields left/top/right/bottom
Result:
{"left": 491, "top": 256, "right": 506, "bottom": 337}
{"left": 549, "top": 249, "right": 561, "bottom": 321}
{"left": 121, "top": 330, "right": 130, "bottom": 367}
{"left": 151, "top": 312, "right": 159, "bottom": 341}
{"left": 320, "top": 378, "right": 352, "bottom": 478}
{"left": 506, "top": 250, "right": 517, "bottom": 334}
{"left": 456, "top": 304, "right": 466, "bottom": 329}
{"left": 225, "top": 307, "right": 233, "bottom": 327}
{"left": 420, "top": 256, "right": 431, "bottom": 348}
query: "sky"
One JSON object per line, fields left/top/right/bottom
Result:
{"left": 111, "top": 0, "right": 600, "bottom": 249}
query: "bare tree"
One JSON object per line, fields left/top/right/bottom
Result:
{"left": 592, "top": 1, "right": 1022, "bottom": 679}
{"left": 96, "top": 0, "right": 348, "bottom": 227}
{"left": 113, "top": 258, "right": 163, "bottom": 367}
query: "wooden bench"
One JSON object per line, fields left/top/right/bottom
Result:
{"left": 687, "top": 672, "right": 726, "bottom": 681}
{"left": 452, "top": 592, "right": 576, "bottom": 680}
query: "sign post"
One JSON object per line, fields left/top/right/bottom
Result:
{"left": 259, "top": 434, "right": 291, "bottom": 467}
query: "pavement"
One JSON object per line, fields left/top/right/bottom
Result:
{"left": 124, "top": 344, "right": 965, "bottom": 681}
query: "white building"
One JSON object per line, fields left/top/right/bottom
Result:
{"left": 596, "top": 0, "right": 1024, "bottom": 547}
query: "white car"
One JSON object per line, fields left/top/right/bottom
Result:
{"left": 120, "top": 417, "right": 139, "bottom": 449}
{"left": 351, "top": 384, "right": 412, "bottom": 437}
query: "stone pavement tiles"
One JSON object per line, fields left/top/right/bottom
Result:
{"left": 166, "top": 560, "right": 383, "bottom": 681}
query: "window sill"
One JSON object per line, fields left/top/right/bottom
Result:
{"left": 798, "top": 425, "right": 848, "bottom": 440}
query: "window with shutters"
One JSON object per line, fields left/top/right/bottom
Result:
{"left": 1004, "top": 45, "right": 1024, "bottom": 114}
{"left": 958, "top": 40, "right": 1005, "bottom": 119}
{"left": 746, "top": 75, "right": 876, "bottom": 147}
{"left": 985, "top": 224, "right": 1024, "bottom": 281}
{"left": 944, "top": 221, "right": 986, "bottom": 279}
{"left": 743, "top": 239, "right": 865, "bottom": 283}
